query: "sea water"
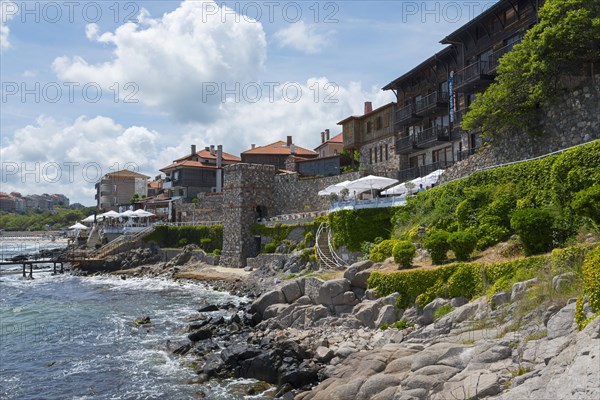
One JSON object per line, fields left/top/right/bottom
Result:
{"left": 0, "top": 240, "right": 266, "bottom": 399}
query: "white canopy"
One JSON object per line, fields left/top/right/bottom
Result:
{"left": 345, "top": 175, "right": 398, "bottom": 195}
{"left": 81, "top": 215, "right": 96, "bottom": 223}
{"left": 120, "top": 210, "right": 137, "bottom": 218}
{"left": 101, "top": 210, "right": 121, "bottom": 219}
{"left": 318, "top": 180, "right": 351, "bottom": 197}
{"left": 69, "top": 222, "right": 89, "bottom": 230}
{"left": 133, "top": 209, "right": 154, "bottom": 217}
{"left": 381, "top": 169, "right": 445, "bottom": 196}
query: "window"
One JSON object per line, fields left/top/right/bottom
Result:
{"left": 504, "top": 5, "right": 518, "bottom": 25}
{"left": 409, "top": 154, "right": 425, "bottom": 168}
{"left": 369, "top": 148, "right": 373, "bottom": 164}
{"left": 433, "top": 146, "right": 453, "bottom": 164}
{"left": 385, "top": 145, "right": 389, "bottom": 161}
{"left": 384, "top": 113, "right": 390, "bottom": 128}
{"left": 366, "top": 121, "right": 372, "bottom": 133}
{"left": 376, "top": 116, "right": 383, "bottom": 130}
{"left": 380, "top": 145, "right": 383, "bottom": 162}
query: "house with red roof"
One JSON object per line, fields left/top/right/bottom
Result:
{"left": 160, "top": 144, "right": 240, "bottom": 200}
{"left": 240, "top": 136, "right": 318, "bottom": 170}
{"left": 314, "top": 129, "right": 344, "bottom": 158}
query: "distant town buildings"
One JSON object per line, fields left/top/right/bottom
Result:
{"left": 0, "top": 192, "right": 70, "bottom": 213}
{"left": 95, "top": 169, "right": 149, "bottom": 212}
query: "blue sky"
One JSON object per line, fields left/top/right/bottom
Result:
{"left": 0, "top": 0, "right": 498, "bottom": 204}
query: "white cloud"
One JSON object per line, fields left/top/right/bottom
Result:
{"left": 0, "top": 115, "right": 163, "bottom": 204}
{"left": 0, "top": 1, "right": 17, "bottom": 52}
{"left": 52, "top": 0, "right": 267, "bottom": 122}
{"left": 274, "top": 21, "right": 330, "bottom": 54}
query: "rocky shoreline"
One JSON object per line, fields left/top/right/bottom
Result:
{"left": 29, "top": 245, "right": 600, "bottom": 399}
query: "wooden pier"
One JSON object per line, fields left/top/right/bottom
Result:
{"left": 0, "top": 260, "right": 66, "bottom": 279}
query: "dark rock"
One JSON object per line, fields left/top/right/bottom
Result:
{"left": 203, "top": 353, "right": 225, "bottom": 377}
{"left": 134, "top": 316, "right": 151, "bottom": 326}
{"left": 198, "top": 304, "right": 219, "bottom": 312}
{"left": 188, "top": 329, "right": 213, "bottom": 342}
{"left": 173, "top": 343, "right": 192, "bottom": 356}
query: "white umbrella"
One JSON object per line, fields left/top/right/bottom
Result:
{"left": 381, "top": 182, "right": 410, "bottom": 196}
{"left": 120, "top": 210, "right": 137, "bottom": 218}
{"left": 346, "top": 175, "right": 399, "bottom": 197}
{"left": 133, "top": 209, "right": 154, "bottom": 217}
{"left": 318, "top": 180, "right": 351, "bottom": 196}
{"left": 101, "top": 210, "right": 121, "bottom": 219}
{"left": 81, "top": 215, "right": 96, "bottom": 223}
{"left": 69, "top": 222, "right": 88, "bottom": 230}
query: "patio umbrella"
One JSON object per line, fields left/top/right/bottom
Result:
{"left": 133, "top": 209, "right": 154, "bottom": 217}
{"left": 68, "top": 222, "right": 88, "bottom": 230}
{"left": 318, "top": 180, "right": 351, "bottom": 197}
{"left": 81, "top": 215, "right": 96, "bottom": 223}
{"left": 101, "top": 210, "right": 121, "bottom": 219}
{"left": 345, "top": 175, "right": 399, "bottom": 197}
{"left": 120, "top": 210, "right": 137, "bottom": 218}
{"left": 381, "top": 182, "right": 409, "bottom": 196}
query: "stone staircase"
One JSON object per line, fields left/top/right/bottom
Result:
{"left": 315, "top": 222, "right": 347, "bottom": 270}
{"left": 95, "top": 226, "right": 155, "bottom": 259}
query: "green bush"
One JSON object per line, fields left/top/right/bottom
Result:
{"left": 213, "top": 249, "right": 221, "bottom": 256}
{"left": 448, "top": 231, "right": 477, "bottom": 261}
{"left": 510, "top": 208, "right": 555, "bottom": 255}
{"left": 455, "top": 199, "right": 477, "bottom": 230}
{"left": 434, "top": 304, "right": 453, "bottom": 320}
{"left": 179, "top": 238, "right": 188, "bottom": 246}
{"left": 200, "top": 237, "right": 212, "bottom": 251}
{"left": 424, "top": 230, "right": 450, "bottom": 264}
{"left": 447, "top": 264, "right": 483, "bottom": 298}
{"left": 263, "top": 242, "right": 277, "bottom": 253}
{"left": 143, "top": 225, "right": 223, "bottom": 250}
{"left": 571, "top": 185, "right": 600, "bottom": 232}
{"left": 329, "top": 208, "right": 395, "bottom": 251}
{"left": 369, "top": 239, "right": 398, "bottom": 262}
{"left": 393, "top": 241, "right": 416, "bottom": 268}
{"left": 476, "top": 223, "right": 509, "bottom": 250}
{"left": 582, "top": 246, "right": 600, "bottom": 313}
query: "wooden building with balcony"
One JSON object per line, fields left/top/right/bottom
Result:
{"left": 337, "top": 101, "right": 398, "bottom": 178}
{"left": 441, "top": 0, "right": 542, "bottom": 154}
{"left": 383, "top": 47, "right": 460, "bottom": 182}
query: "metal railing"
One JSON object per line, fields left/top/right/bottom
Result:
{"left": 395, "top": 135, "right": 414, "bottom": 153}
{"left": 396, "top": 103, "right": 415, "bottom": 123}
{"left": 489, "top": 41, "right": 520, "bottom": 70}
{"left": 415, "top": 91, "right": 449, "bottom": 114}
{"left": 415, "top": 126, "right": 450, "bottom": 146}
{"left": 315, "top": 222, "right": 346, "bottom": 269}
{"left": 95, "top": 225, "right": 155, "bottom": 259}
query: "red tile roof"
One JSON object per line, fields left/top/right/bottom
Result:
{"left": 104, "top": 169, "right": 149, "bottom": 179}
{"left": 242, "top": 141, "right": 317, "bottom": 156}
{"left": 160, "top": 160, "right": 220, "bottom": 172}
{"left": 175, "top": 149, "right": 241, "bottom": 163}
{"left": 147, "top": 180, "right": 162, "bottom": 189}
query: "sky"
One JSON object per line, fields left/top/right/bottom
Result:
{"left": 0, "top": 0, "right": 499, "bottom": 205}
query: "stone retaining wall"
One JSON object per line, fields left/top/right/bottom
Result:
{"left": 441, "top": 74, "right": 600, "bottom": 183}
{"left": 273, "top": 171, "right": 361, "bottom": 215}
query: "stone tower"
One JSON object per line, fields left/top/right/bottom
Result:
{"left": 220, "top": 163, "right": 276, "bottom": 268}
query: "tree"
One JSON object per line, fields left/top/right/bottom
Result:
{"left": 462, "top": 0, "right": 600, "bottom": 136}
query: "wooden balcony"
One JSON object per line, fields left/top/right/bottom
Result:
{"left": 415, "top": 91, "right": 449, "bottom": 116}
{"left": 395, "top": 103, "right": 422, "bottom": 126}
{"left": 488, "top": 41, "right": 520, "bottom": 73}
{"left": 454, "top": 61, "right": 495, "bottom": 92}
{"left": 414, "top": 126, "right": 451, "bottom": 149}
{"left": 395, "top": 135, "right": 416, "bottom": 155}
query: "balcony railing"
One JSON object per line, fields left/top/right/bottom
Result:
{"left": 398, "top": 160, "right": 455, "bottom": 183}
{"left": 455, "top": 60, "right": 494, "bottom": 90}
{"left": 415, "top": 91, "right": 449, "bottom": 114}
{"left": 489, "top": 40, "right": 520, "bottom": 70}
{"left": 395, "top": 135, "right": 415, "bottom": 154}
{"left": 415, "top": 126, "right": 450, "bottom": 148}
{"left": 396, "top": 103, "right": 418, "bottom": 124}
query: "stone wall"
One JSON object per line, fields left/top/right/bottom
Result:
{"left": 359, "top": 136, "right": 401, "bottom": 179}
{"left": 273, "top": 171, "right": 361, "bottom": 215}
{"left": 220, "top": 164, "right": 277, "bottom": 268}
{"left": 177, "top": 192, "right": 224, "bottom": 223}
{"left": 441, "top": 75, "right": 600, "bottom": 182}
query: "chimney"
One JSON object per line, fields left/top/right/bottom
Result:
{"left": 205, "top": 146, "right": 210, "bottom": 151}
{"left": 216, "top": 145, "right": 223, "bottom": 192}
{"left": 325, "top": 129, "right": 330, "bottom": 140}
{"left": 364, "top": 101, "right": 373, "bottom": 114}
{"left": 251, "top": 144, "right": 256, "bottom": 149}
{"left": 287, "top": 136, "right": 292, "bottom": 146}
{"left": 191, "top": 144, "right": 196, "bottom": 155}
{"left": 321, "top": 131, "right": 325, "bottom": 144}
{"left": 210, "top": 145, "right": 215, "bottom": 155}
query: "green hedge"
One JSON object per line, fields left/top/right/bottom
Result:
{"left": 367, "top": 243, "right": 595, "bottom": 308}
{"left": 329, "top": 208, "right": 395, "bottom": 251}
{"left": 369, "top": 239, "right": 398, "bottom": 262}
{"left": 143, "top": 225, "right": 223, "bottom": 250}
{"left": 582, "top": 246, "right": 600, "bottom": 313}
{"left": 393, "top": 141, "right": 600, "bottom": 249}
